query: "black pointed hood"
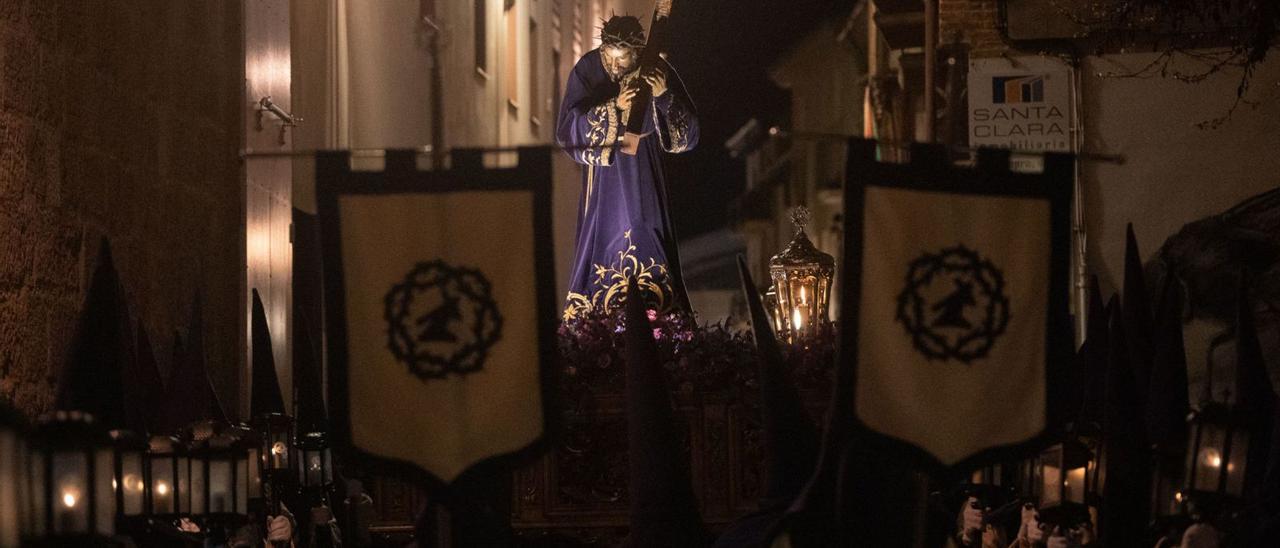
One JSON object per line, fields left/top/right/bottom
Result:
{"left": 1145, "top": 269, "right": 1190, "bottom": 454}
{"left": 250, "top": 288, "right": 285, "bottom": 417}
{"left": 1102, "top": 295, "right": 1152, "bottom": 547}
{"left": 57, "top": 238, "right": 133, "bottom": 430}
{"left": 1123, "top": 224, "right": 1154, "bottom": 413}
{"left": 156, "top": 296, "right": 226, "bottom": 433}
{"left": 133, "top": 318, "right": 166, "bottom": 433}
{"left": 1233, "top": 272, "right": 1276, "bottom": 498}
{"left": 293, "top": 307, "right": 327, "bottom": 433}
{"left": 623, "top": 278, "right": 706, "bottom": 546}
{"left": 738, "top": 256, "right": 819, "bottom": 509}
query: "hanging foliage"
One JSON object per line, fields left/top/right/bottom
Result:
{"left": 1063, "top": 0, "right": 1279, "bottom": 127}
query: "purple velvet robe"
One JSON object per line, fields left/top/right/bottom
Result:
{"left": 557, "top": 49, "right": 699, "bottom": 320}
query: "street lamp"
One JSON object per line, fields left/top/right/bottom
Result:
{"left": 27, "top": 410, "right": 116, "bottom": 543}
{"left": 768, "top": 206, "right": 835, "bottom": 344}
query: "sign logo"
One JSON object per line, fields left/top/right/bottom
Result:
{"left": 896, "top": 245, "right": 1010, "bottom": 363}
{"left": 993, "top": 75, "right": 1045, "bottom": 103}
{"left": 385, "top": 260, "right": 503, "bottom": 380}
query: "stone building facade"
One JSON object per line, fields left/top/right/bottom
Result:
{"left": 0, "top": 1, "right": 245, "bottom": 416}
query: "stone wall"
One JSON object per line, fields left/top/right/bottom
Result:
{"left": 0, "top": 1, "right": 244, "bottom": 416}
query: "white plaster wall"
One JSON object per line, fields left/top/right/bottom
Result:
{"left": 1079, "top": 53, "right": 1280, "bottom": 387}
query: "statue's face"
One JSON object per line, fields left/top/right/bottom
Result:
{"left": 601, "top": 45, "right": 639, "bottom": 82}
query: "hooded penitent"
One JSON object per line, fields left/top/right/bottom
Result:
{"left": 623, "top": 278, "right": 706, "bottom": 546}
{"left": 57, "top": 238, "right": 133, "bottom": 430}
{"left": 713, "top": 258, "right": 820, "bottom": 547}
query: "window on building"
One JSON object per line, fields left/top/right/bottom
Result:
{"left": 474, "top": 0, "right": 488, "bottom": 75}
{"left": 572, "top": 0, "right": 583, "bottom": 59}
{"left": 505, "top": 2, "right": 519, "bottom": 113}
{"left": 529, "top": 18, "right": 540, "bottom": 128}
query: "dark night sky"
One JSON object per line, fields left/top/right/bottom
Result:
{"left": 660, "top": 0, "right": 857, "bottom": 238}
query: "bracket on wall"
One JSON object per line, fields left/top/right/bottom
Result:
{"left": 257, "top": 96, "right": 302, "bottom": 145}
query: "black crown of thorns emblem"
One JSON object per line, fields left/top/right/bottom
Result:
{"left": 896, "top": 245, "right": 1010, "bottom": 363}
{"left": 385, "top": 260, "right": 503, "bottom": 380}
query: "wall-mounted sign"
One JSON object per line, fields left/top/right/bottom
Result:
{"left": 969, "top": 56, "right": 1073, "bottom": 168}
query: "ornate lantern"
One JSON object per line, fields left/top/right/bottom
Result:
{"left": 1184, "top": 402, "right": 1249, "bottom": 501}
{"left": 1037, "top": 439, "right": 1094, "bottom": 507}
{"left": 256, "top": 412, "right": 293, "bottom": 478}
{"left": 147, "top": 435, "right": 190, "bottom": 518}
{"left": 254, "top": 411, "right": 294, "bottom": 515}
{"left": 1, "top": 401, "right": 28, "bottom": 547}
{"left": 27, "top": 411, "right": 116, "bottom": 542}
{"left": 231, "top": 425, "right": 263, "bottom": 506}
{"left": 108, "top": 430, "right": 148, "bottom": 526}
{"left": 190, "top": 425, "right": 251, "bottom": 523}
{"left": 296, "top": 430, "right": 333, "bottom": 492}
{"left": 768, "top": 206, "right": 835, "bottom": 344}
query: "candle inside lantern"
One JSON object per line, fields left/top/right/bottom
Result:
{"left": 57, "top": 486, "right": 80, "bottom": 534}
{"left": 153, "top": 479, "right": 172, "bottom": 514}
{"left": 1064, "top": 467, "right": 1087, "bottom": 503}
{"left": 270, "top": 441, "right": 288, "bottom": 469}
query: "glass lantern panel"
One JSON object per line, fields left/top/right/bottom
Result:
{"left": 178, "top": 457, "right": 191, "bottom": 514}
{"left": 1192, "top": 424, "right": 1227, "bottom": 492}
{"left": 323, "top": 448, "right": 333, "bottom": 484}
{"left": 1225, "top": 433, "right": 1249, "bottom": 497}
{"left": 52, "top": 451, "right": 89, "bottom": 533}
{"left": 1063, "top": 466, "right": 1087, "bottom": 504}
{"left": 210, "top": 459, "right": 233, "bottom": 513}
{"left": 29, "top": 454, "right": 46, "bottom": 536}
{"left": 305, "top": 450, "right": 324, "bottom": 486}
{"left": 1041, "top": 463, "right": 1062, "bottom": 506}
{"left": 93, "top": 448, "right": 114, "bottom": 534}
{"left": 248, "top": 447, "right": 262, "bottom": 499}
{"left": 268, "top": 437, "right": 289, "bottom": 470}
{"left": 190, "top": 459, "right": 206, "bottom": 515}
{"left": 236, "top": 459, "right": 249, "bottom": 513}
{"left": 0, "top": 431, "right": 18, "bottom": 548}
{"left": 786, "top": 276, "right": 818, "bottom": 335}
{"left": 119, "top": 452, "right": 145, "bottom": 516}
{"left": 16, "top": 440, "right": 29, "bottom": 538}
{"left": 149, "top": 457, "right": 174, "bottom": 514}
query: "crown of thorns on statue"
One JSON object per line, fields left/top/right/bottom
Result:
{"left": 600, "top": 15, "right": 646, "bottom": 49}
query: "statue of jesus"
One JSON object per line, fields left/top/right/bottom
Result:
{"left": 556, "top": 15, "right": 699, "bottom": 320}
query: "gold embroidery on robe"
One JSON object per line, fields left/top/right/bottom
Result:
{"left": 656, "top": 98, "right": 693, "bottom": 153}
{"left": 561, "top": 229, "right": 673, "bottom": 320}
{"left": 580, "top": 100, "right": 618, "bottom": 166}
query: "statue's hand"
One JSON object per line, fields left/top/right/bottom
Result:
{"left": 617, "top": 86, "right": 637, "bottom": 112}
{"left": 644, "top": 67, "right": 668, "bottom": 97}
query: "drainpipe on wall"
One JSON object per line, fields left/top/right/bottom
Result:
{"left": 1069, "top": 56, "right": 1088, "bottom": 348}
{"left": 422, "top": 0, "right": 446, "bottom": 167}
